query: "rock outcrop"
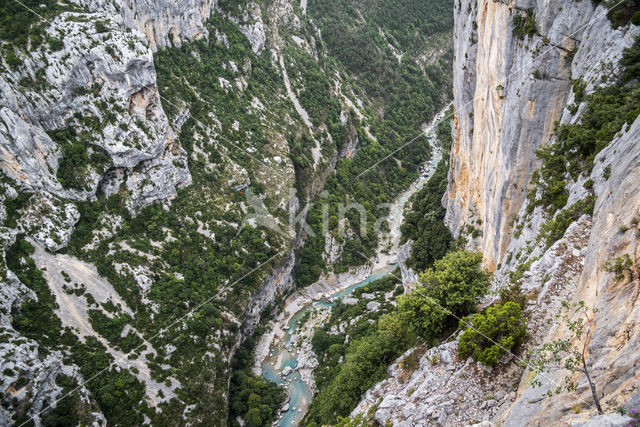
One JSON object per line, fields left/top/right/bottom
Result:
{"left": 445, "top": 0, "right": 638, "bottom": 270}
{"left": 444, "top": 1, "right": 640, "bottom": 422}
{"left": 0, "top": 5, "right": 191, "bottom": 215}
{"left": 355, "top": 1, "right": 640, "bottom": 425}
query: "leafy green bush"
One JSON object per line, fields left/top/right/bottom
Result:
{"left": 397, "top": 250, "right": 491, "bottom": 342}
{"left": 596, "top": 0, "right": 640, "bottom": 29}
{"left": 457, "top": 302, "right": 527, "bottom": 366}
{"left": 621, "top": 36, "right": 640, "bottom": 82}
{"left": 47, "top": 36, "right": 64, "bottom": 51}
{"left": 513, "top": 9, "right": 537, "bottom": 40}
{"left": 397, "top": 290, "right": 449, "bottom": 340}
{"left": 572, "top": 78, "right": 587, "bottom": 103}
{"left": 94, "top": 21, "right": 109, "bottom": 33}
{"left": 48, "top": 127, "right": 111, "bottom": 190}
{"left": 604, "top": 253, "right": 633, "bottom": 280}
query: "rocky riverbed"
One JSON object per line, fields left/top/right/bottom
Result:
{"left": 253, "top": 105, "right": 451, "bottom": 425}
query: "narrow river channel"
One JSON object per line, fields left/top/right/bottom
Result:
{"left": 259, "top": 106, "right": 451, "bottom": 426}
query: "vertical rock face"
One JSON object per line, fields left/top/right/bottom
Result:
{"left": 120, "top": 0, "right": 219, "bottom": 51}
{"left": 443, "top": 0, "right": 640, "bottom": 424}
{"left": 354, "top": 1, "right": 640, "bottom": 422}
{"left": 77, "top": 0, "right": 219, "bottom": 51}
{"left": 0, "top": 4, "right": 192, "bottom": 227}
{"left": 445, "top": 0, "right": 634, "bottom": 270}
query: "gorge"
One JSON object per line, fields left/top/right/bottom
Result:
{"left": 1, "top": 0, "right": 640, "bottom": 426}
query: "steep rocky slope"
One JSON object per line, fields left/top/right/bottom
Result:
{"left": 353, "top": 0, "right": 640, "bottom": 425}
{"left": 447, "top": 2, "right": 640, "bottom": 423}
{"left": 0, "top": 0, "right": 453, "bottom": 425}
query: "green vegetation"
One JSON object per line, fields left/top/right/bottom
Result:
{"left": 621, "top": 36, "right": 640, "bottom": 82}
{"left": 3, "top": 190, "right": 32, "bottom": 229}
{"left": 48, "top": 127, "right": 111, "bottom": 190}
{"left": 39, "top": 375, "right": 98, "bottom": 427}
{"left": 306, "top": 252, "right": 489, "bottom": 424}
{"left": 528, "top": 40, "right": 640, "bottom": 214}
{"left": 397, "top": 251, "right": 491, "bottom": 343}
{"left": 593, "top": 0, "right": 640, "bottom": 29}
{"left": 0, "top": 0, "right": 79, "bottom": 49}
{"left": 6, "top": 238, "right": 62, "bottom": 354}
{"left": 537, "top": 196, "right": 596, "bottom": 249}
{"left": 229, "top": 332, "right": 286, "bottom": 427}
{"left": 604, "top": 253, "right": 633, "bottom": 280}
{"left": 400, "top": 110, "right": 454, "bottom": 271}
{"left": 304, "top": 276, "right": 407, "bottom": 425}
{"left": 87, "top": 309, "right": 143, "bottom": 353}
{"left": 513, "top": 9, "right": 537, "bottom": 40}
{"left": 6, "top": 237, "right": 148, "bottom": 424}
{"left": 309, "top": 0, "right": 453, "bottom": 124}
{"left": 458, "top": 302, "right": 527, "bottom": 366}
{"left": 307, "top": 330, "right": 407, "bottom": 424}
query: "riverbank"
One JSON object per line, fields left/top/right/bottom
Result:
{"left": 255, "top": 104, "right": 452, "bottom": 425}
{"left": 252, "top": 263, "right": 374, "bottom": 377}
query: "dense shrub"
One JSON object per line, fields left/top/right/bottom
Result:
{"left": 304, "top": 275, "right": 407, "bottom": 425}
{"left": 48, "top": 127, "right": 111, "bottom": 190}
{"left": 594, "top": 0, "right": 640, "bottom": 29}
{"left": 457, "top": 302, "right": 527, "bottom": 366}
{"left": 621, "top": 36, "right": 640, "bottom": 82}
{"left": 229, "top": 335, "right": 286, "bottom": 427}
{"left": 397, "top": 250, "right": 491, "bottom": 342}
{"left": 397, "top": 290, "right": 449, "bottom": 340}
{"left": 0, "top": 0, "right": 69, "bottom": 48}
{"left": 604, "top": 254, "right": 633, "bottom": 280}
{"left": 304, "top": 330, "right": 406, "bottom": 424}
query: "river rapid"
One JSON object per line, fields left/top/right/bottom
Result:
{"left": 254, "top": 105, "right": 451, "bottom": 426}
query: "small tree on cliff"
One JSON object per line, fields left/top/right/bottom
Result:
{"left": 526, "top": 301, "right": 603, "bottom": 414}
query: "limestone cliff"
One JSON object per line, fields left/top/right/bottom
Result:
{"left": 353, "top": 1, "right": 640, "bottom": 425}
{"left": 446, "top": 3, "right": 640, "bottom": 422}
{"left": 447, "top": 0, "right": 640, "bottom": 423}
{"left": 446, "top": 0, "right": 637, "bottom": 270}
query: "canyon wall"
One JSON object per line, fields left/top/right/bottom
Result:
{"left": 446, "top": 0, "right": 636, "bottom": 270}
{"left": 447, "top": 0, "right": 640, "bottom": 424}
{"left": 353, "top": 1, "right": 640, "bottom": 425}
